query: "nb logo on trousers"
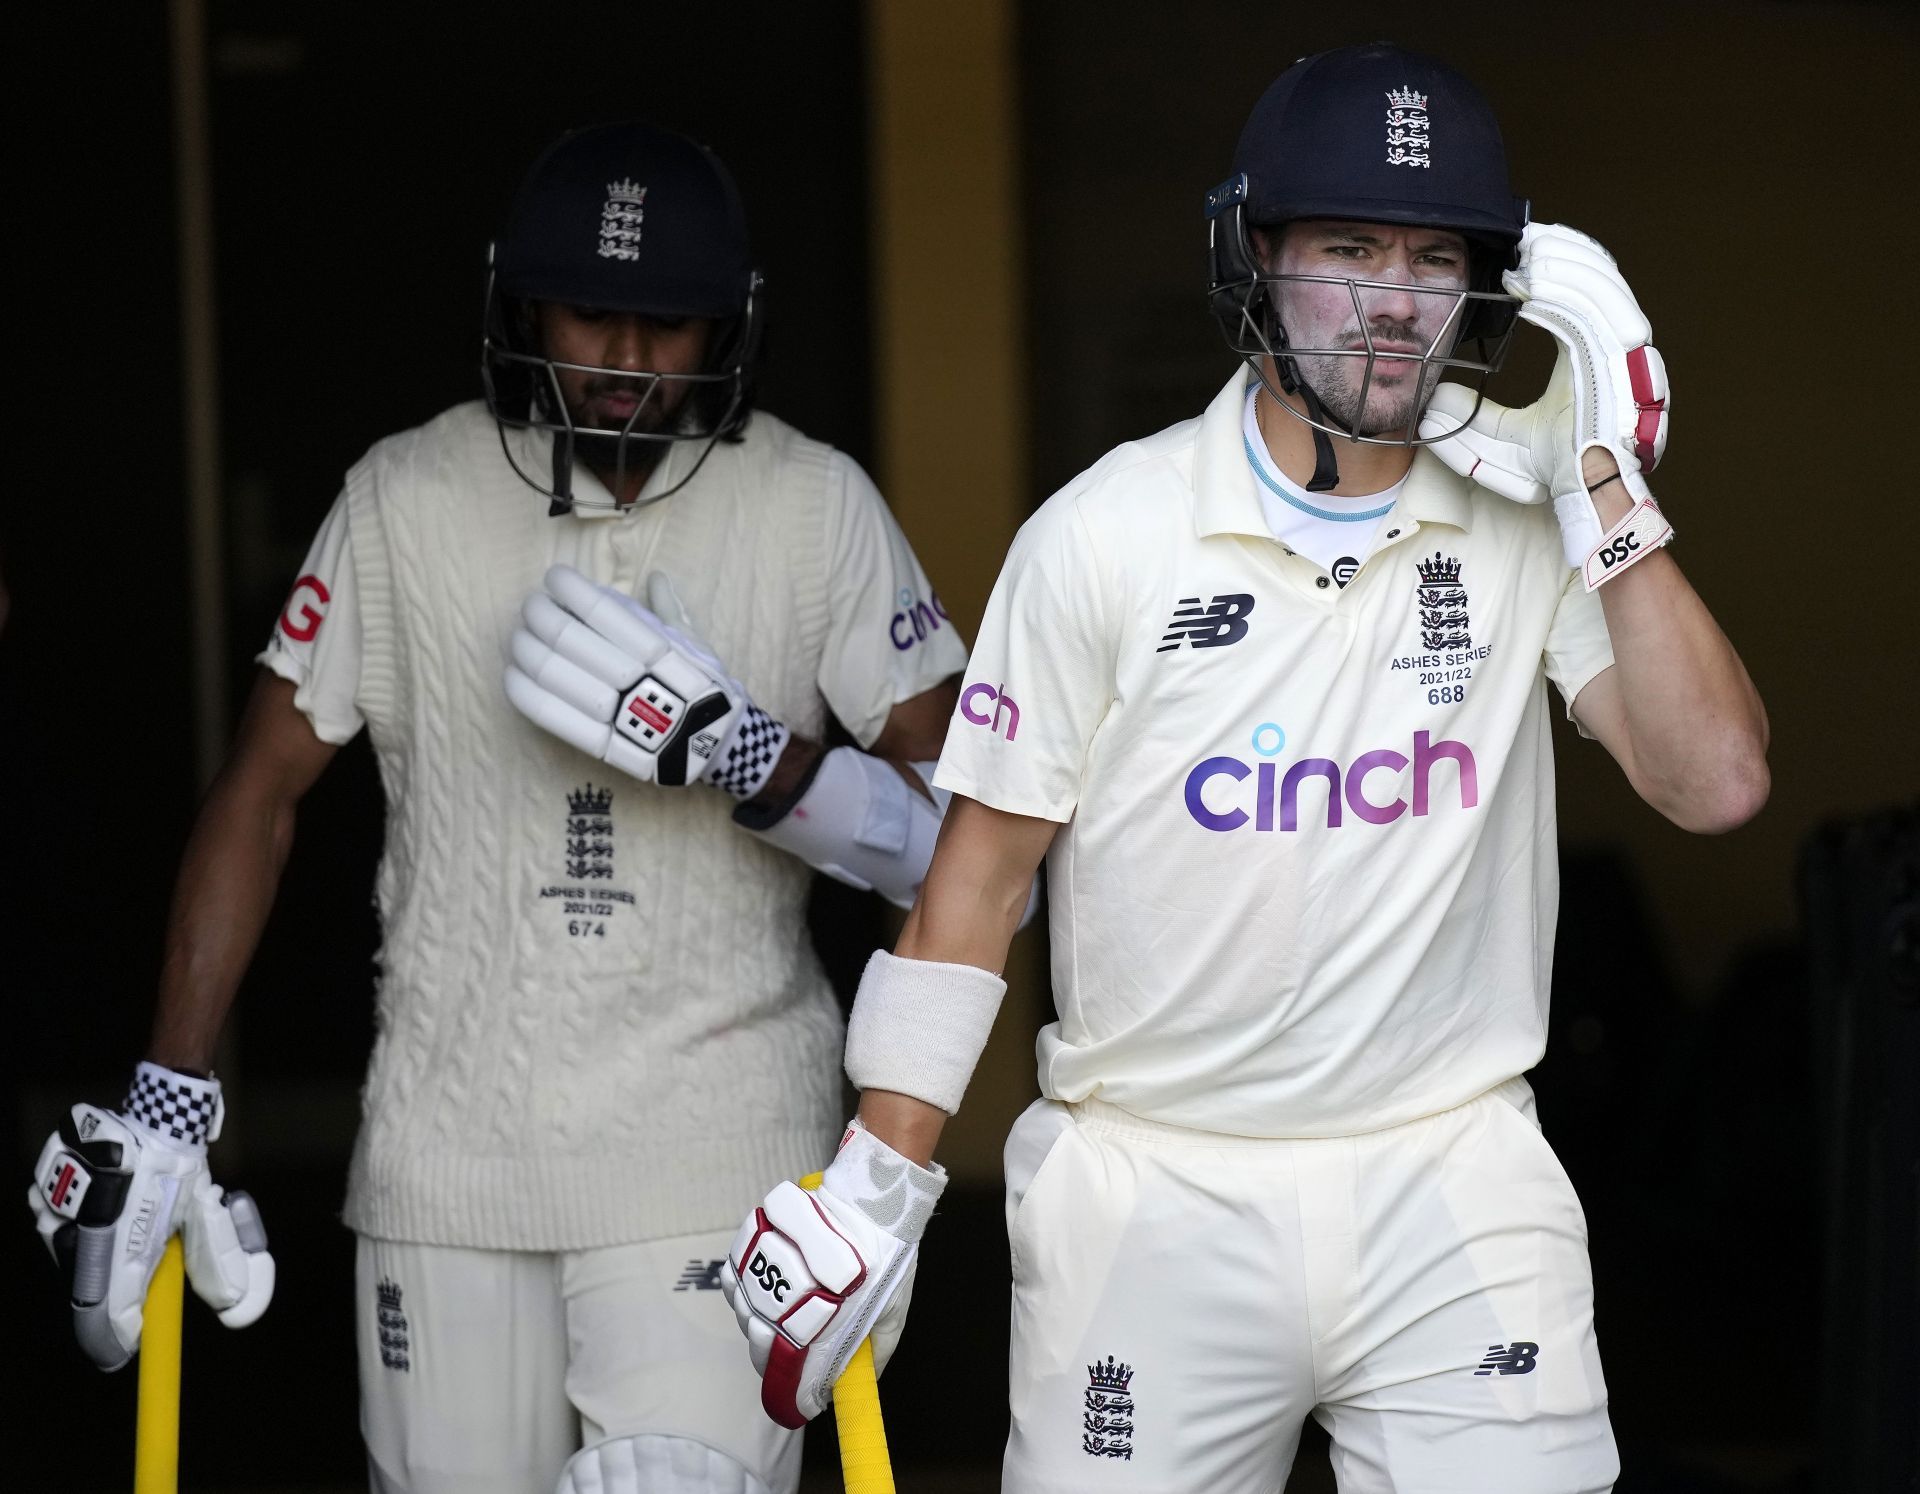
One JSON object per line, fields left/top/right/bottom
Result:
{"left": 1474, "top": 1341, "right": 1539, "bottom": 1376}
{"left": 748, "top": 1250, "right": 791, "bottom": 1304}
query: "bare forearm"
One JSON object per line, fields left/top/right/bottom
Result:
{"left": 856, "top": 1089, "right": 948, "bottom": 1168}
{"left": 894, "top": 844, "right": 1031, "bottom": 973}
{"left": 1597, "top": 553, "right": 1765, "bottom": 781}
{"left": 148, "top": 774, "right": 298, "bottom": 1071}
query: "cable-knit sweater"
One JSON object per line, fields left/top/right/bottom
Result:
{"left": 262, "top": 402, "right": 963, "bottom": 1250}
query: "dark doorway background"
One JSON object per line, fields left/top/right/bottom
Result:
{"left": 9, "top": 3, "right": 1917, "bottom": 1491}
{"left": 8, "top": 3, "right": 875, "bottom": 1488}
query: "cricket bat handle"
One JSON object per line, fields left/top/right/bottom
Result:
{"left": 134, "top": 1234, "right": 185, "bottom": 1494}
{"left": 798, "top": 1172, "right": 895, "bottom": 1494}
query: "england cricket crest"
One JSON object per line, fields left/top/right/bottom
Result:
{"left": 1416, "top": 552, "right": 1471, "bottom": 651}
{"left": 598, "top": 178, "right": 647, "bottom": 261}
{"left": 375, "top": 1278, "right": 411, "bottom": 1372}
{"left": 1082, "top": 1355, "right": 1136, "bottom": 1461}
{"left": 566, "top": 783, "right": 615, "bottom": 880}
{"left": 1386, "top": 87, "right": 1431, "bottom": 169}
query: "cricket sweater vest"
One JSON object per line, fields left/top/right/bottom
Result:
{"left": 340, "top": 403, "right": 846, "bottom": 1249}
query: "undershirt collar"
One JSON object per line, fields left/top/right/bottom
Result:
{"left": 1242, "top": 384, "right": 1403, "bottom": 584}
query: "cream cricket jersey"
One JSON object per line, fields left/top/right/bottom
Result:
{"left": 935, "top": 368, "right": 1614, "bottom": 1137}
{"left": 255, "top": 404, "right": 967, "bottom": 1249}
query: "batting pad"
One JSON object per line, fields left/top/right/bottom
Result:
{"left": 557, "top": 1434, "right": 771, "bottom": 1494}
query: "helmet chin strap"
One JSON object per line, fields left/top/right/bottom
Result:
{"left": 1261, "top": 294, "right": 1350, "bottom": 493}
{"left": 1271, "top": 349, "right": 1345, "bottom": 494}
{"left": 548, "top": 428, "right": 575, "bottom": 517}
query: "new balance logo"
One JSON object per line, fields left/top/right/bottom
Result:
{"left": 1474, "top": 1341, "right": 1539, "bottom": 1376}
{"left": 673, "top": 1258, "right": 725, "bottom": 1292}
{"left": 1158, "top": 594, "right": 1255, "bottom": 652}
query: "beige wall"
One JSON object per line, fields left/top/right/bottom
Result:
{"left": 865, "top": 1, "right": 1047, "bottom": 1181}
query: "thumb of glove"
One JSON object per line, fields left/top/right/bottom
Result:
{"left": 1419, "top": 384, "right": 1550, "bottom": 505}
{"left": 645, "top": 571, "right": 696, "bottom": 634}
{"left": 642, "top": 572, "right": 740, "bottom": 690}
{"left": 180, "top": 1177, "right": 275, "bottom": 1329}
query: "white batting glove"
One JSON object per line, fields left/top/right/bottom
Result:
{"left": 505, "top": 565, "right": 790, "bottom": 798}
{"left": 720, "top": 1119, "right": 944, "bottom": 1429}
{"left": 28, "top": 1063, "right": 275, "bottom": 1370}
{"left": 1421, "top": 222, "right": 1674, "bottom": 588}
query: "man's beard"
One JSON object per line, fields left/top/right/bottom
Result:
{"left": 1279, "top": 312, "right": 1454, "bottom": 438}
{"left": 563, "top": 376, "right": 691, "bottom": 484}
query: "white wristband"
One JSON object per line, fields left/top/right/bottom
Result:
{"left": 843, "top": 951, "right": 1007, "bottom": 1116}
{"left": 1556, "top": 488, "right": 1675, "bottom": 591}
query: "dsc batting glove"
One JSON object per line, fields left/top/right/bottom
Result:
{"left": 1422, "top": 221, "right": 1674, "bottom": 588}
{"left": 721, "top": 1119, "right": 943, "bottom": 1428}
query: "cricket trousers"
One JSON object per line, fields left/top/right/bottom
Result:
{"left": 1001, "top": 1079, "right": 1619, "bottom": 1493}
{"left": 355, "top": 1228, "right": 800, "bottom": 1494}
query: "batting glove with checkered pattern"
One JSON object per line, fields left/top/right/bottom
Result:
{"left": 506, "top": 565, "right": 790, "bottom": 798}
{"left": 28, "top": 1062, "right": 274, "bottom": 1370}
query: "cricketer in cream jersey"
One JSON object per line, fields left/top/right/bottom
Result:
{"left": 934, "top": 364, "right": 1612, "bottom": 1137}
{"left": 27, "top": 123, "right": 975, "bottom": 1494}
{"left": 259, "top": 402, "right": 965, "bottom": 1494}
{"left": 261, "top": 400, "right": 966, "bottom": 1249}
{"left": 726, "top": 45, "right": 1768, "bottom": 1493}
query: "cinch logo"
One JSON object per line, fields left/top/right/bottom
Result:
{"left": 279, "top": 574, "right": 330, "bottom": 642}
{"left": 1184, "top": 723, "right": 1477, "bottom": 832}
{"left": 890, "top": 587, "right": 952, "bottom": 651}
{"left": 960, "top": 682, "right": 1020, "bottom": 741}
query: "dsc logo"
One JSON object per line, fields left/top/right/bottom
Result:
{"left": 1596, "top": 531, "right": 1640, "bottom": 572}
{"left": 960, "top": 682, "right": 1020, "bottom": 741}
{"left": 748, "top": 1250, "right": 791, "bottom": 1304}
{"left": 890, "top": 587, "right": 952, "bottom": 652}
{"left": 1184, "top": 723, "right": 1478, "bottom": 832}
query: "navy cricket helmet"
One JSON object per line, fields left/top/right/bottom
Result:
{"left": 482, "top": 121, "right": 764, "bottom": 513}
{"left": 1205, "top": 45, "right": 1529, "bottom": 488}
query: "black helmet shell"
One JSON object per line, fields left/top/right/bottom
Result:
{"left": 1233, "top": 44, "right": 1526, "bottom": 248}
{"left": 495, "top": 121, "right": 753, "bottom": 318}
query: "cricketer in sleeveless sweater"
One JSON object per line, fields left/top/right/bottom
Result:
{"left": 260, "top": 402, "right": 968, "bottom": 1250}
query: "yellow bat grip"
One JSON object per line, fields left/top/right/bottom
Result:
{"left": 798, "top": 1171, "right": 895, "bottom": 1494}
{"left": 134, "top": 1234, "right": 185, "bottom": 1494}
